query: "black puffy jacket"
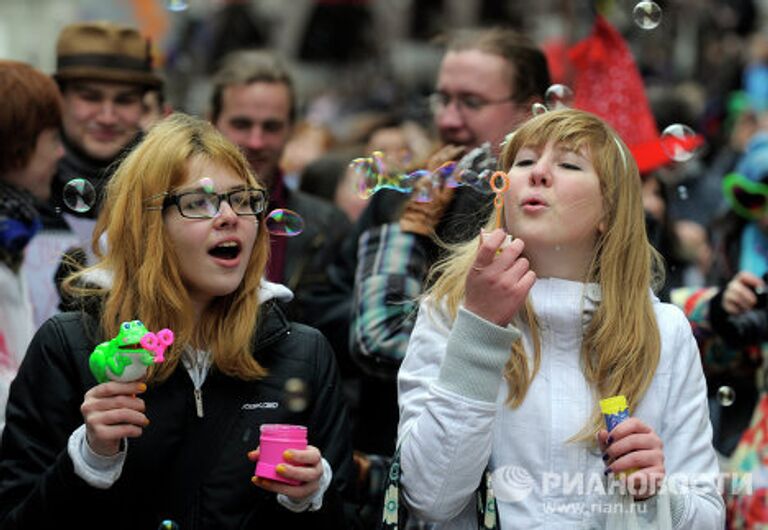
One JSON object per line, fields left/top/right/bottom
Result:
{"left": 0, "top": 301, "right": 353, "bottom": 530}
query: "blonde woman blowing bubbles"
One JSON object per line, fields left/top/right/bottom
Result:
{"left": 397, "top": 109, "right": 724, "bottom": 529}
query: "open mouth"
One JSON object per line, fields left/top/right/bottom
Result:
{"left": 208, "top": 241, "right": 242, "bottom": 260}
{"left": 523, "top": 198, "right": 546, "bottom": 207}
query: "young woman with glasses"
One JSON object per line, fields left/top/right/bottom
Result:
{"left": 0, "top": 113, "right": 353, "bottom": 529}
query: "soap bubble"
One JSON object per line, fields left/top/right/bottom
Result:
{"left": 266, "top": 209, "right": 304, "bottom": 236}
{"left": 434, "top": 162, "right": 459, "bottom": 188}
{"left": 284, "top": 377, "right": 308, "bottom": 412}
{"left": 62, "top": 178, "right": 96, "bottom": 213}
{"left": 413, "top": 184, "right": 435, "bottom": 203}
{"left": 633, "top": 1, "right": 662, "bottom": 30}
{"left": 199, "top": 177, "right": 215, "bottom": 194}
{"left": 350, "top": 161, "right": 380, "bottom": 199}
{"left": 717, "top": 386, "right": 735, "bottom": 407}
{"left": 349, "top": 147, "right": 498, "bottom": 202}
{"left": 531, "top": 102, "right": 548, "bottom": 116}
{"left": 661, "top": 124, "right": 701, "bottom": 162}
{"left": 456, "top": 168, "right": 493, "bottom": 193}
{"left": 545, "top": 84, "right": 574, "bottom": 110}
{"left": 166, "top": 0, "right": 188, "bottom": 12}
{"left": 352, "top": 158, "right": 412, "bottom": 198}
{"left": 158, "top": 520, "right": 179, "bottom": 530}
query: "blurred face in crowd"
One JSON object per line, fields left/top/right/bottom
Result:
{"left": 433, "top": 49, "right": 530, "bottom": 151}
{"left": 139, "top": 89, "right": 169, "bottom": 132}
{"left": 214, "top": 81, "right": 292, "bottom": 189}
{"left": 335, "top": 166, "right": 369, "bottom": 223}
{"left": 366, "top": 126, "right": 412, "bottom": 171}
{"left": 4, "top": 128, "right": 64, "bottom": 201}
{"left": 60, "top": 80, "right": 145, "bottom": 162}
{"left": 641, "top": 175, "right": 666, "bottom": 223}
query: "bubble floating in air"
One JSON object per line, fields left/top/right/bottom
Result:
{"left": 266, "top": 209, "right": 304, "bottom": 236}
{"left": 633, "top": 1, "right": 662, "bottom": 30}
{"left": 544, "top": 84, "right": 574, "bottom": 110}
{"left": 661, "top": 123, "right": 701, "bottom": 162}
{"left": 531, "top": 102, "right": 548, "bottom": 116}
{"left": 62, "top": 178, "right": 96, "bottom": 213}
{"left": 717, "top": 386, "right": 735, "bottom": 407}
{"left": 166, "top": 0, "right": 189, "bottom": 12}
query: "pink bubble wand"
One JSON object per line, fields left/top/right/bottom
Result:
{"left": 139, "top": 329, "right": 175, "bottom": 363}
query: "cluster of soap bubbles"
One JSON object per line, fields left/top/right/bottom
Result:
{"left": 59, "top": 177, "right": 305, "bottom": 237}
{"left": 533, "top": 86, "right": 704, "bottom": 167}
{"left": 350, "top": 149, "right": 496, "bottom": 204}
{"left": 627, "top": 3, "right": 704, "bottom": 188}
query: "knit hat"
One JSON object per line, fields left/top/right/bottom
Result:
{"left": 54, "top": 21, "right": 161, "bottom": 88}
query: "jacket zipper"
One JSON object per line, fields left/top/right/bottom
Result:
{"left": 194, "top": 387, "right": 204, "bottom": 418}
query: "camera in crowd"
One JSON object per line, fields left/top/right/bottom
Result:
{"left": 754, "top": 274, "right": 768, "bottom": 307}
{"left": 715, "top": 272, "right": 768, "bottom": 347}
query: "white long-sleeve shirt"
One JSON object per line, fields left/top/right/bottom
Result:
{"left": 398, "top": 277, "right": 725, "bottom": 529}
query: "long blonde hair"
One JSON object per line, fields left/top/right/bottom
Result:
{"left": 64, "top": 113, "right": 271, "bottom": 382}
{"left": 428, "top": 109, "right": 664, "bottom": 440}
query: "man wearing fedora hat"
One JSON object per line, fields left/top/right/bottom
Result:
{"left": 21, "top": 21, "right": 162, "bottom": 329}
{"left": 51, "top": 20, "right": 162, "bottom": 215}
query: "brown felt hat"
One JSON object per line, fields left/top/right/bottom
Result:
{"left": 54, "top": 21, "right": 161, "bottom": 89}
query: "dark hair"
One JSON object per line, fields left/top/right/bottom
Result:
{"left": 445, "top": 27, "right": 550, "bottom": 103}
{"left": 299, "top": 150, "right": 358, "bottom": 201}
{"left": 210, "top": 50, "right": 296, "bottom": 124}
{"left": 361, "top": 115, "right": 406, "bottom": 146}
{"left": 0, "top": 60, "right": 62, "bottom": 174}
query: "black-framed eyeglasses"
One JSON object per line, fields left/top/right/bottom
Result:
{"left": 147, "top": 188, "right": 268, "bottom": 219}
{"left": 428, "top": 92, "right": 516, "bottom": 113}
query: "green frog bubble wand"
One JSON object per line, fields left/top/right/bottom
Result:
{"left": 89, "top": 320, "right": 174, "bottom": 383}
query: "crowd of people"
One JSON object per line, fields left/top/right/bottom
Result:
{"left": 2, "top": 2, "right": 768, "bottom": 528}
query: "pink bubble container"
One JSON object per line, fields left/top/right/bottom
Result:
{"left": 255, "top": 424, "right": 308, "bottom": 485}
